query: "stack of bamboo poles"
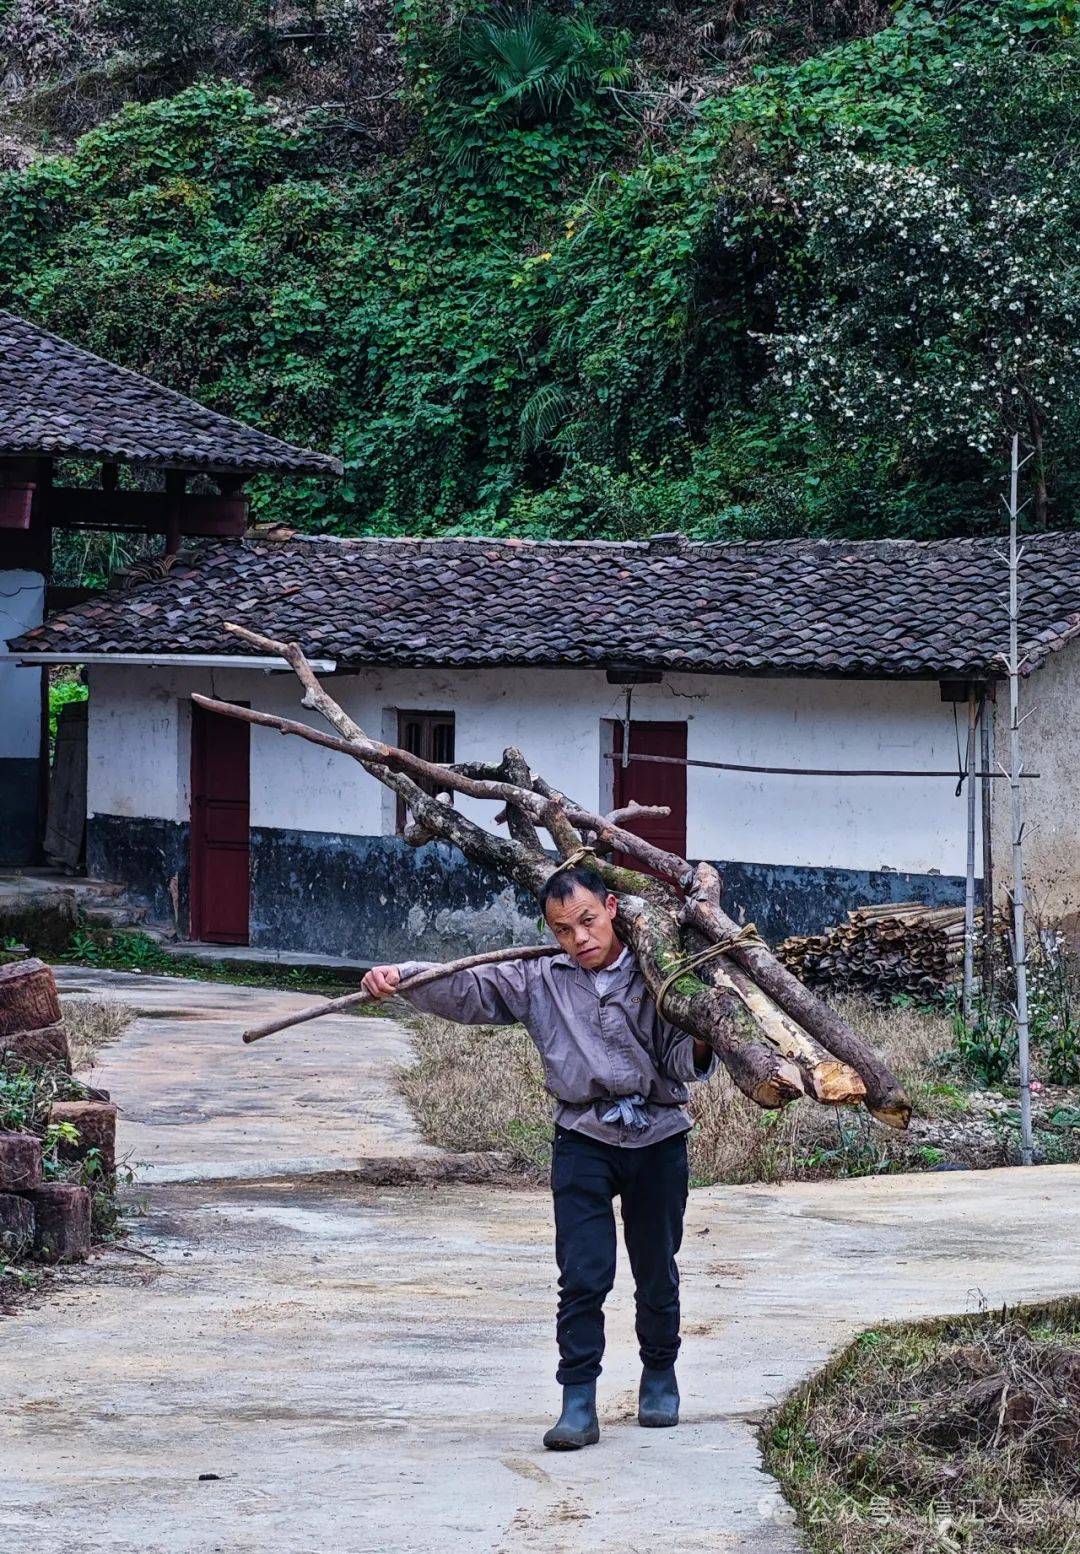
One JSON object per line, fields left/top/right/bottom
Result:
{"left": 777, "top": 903, "right": 982, "bottom": 1003}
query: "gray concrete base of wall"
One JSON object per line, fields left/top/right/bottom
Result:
{"left": 88, "top": 813, "right": 974, "bottom": 959}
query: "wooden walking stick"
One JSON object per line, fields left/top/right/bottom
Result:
{"left": 241, "top": 944, "right": 561, "bottom": 1044}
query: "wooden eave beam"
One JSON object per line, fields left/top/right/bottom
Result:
{"left": 41, "top": 487, "right": 249, "bottom": 538}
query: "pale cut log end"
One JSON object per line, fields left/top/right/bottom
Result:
{"left": 809, "top": 1061, "right": 867, "bottom": 1105}
{"left": 867, "top": 1098, "right": 913, "bottom": 1131}
{"left": 749, "top": 1059, "right": 805, "bottom": 1110}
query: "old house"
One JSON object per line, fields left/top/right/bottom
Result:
{"left": 0, "top": 310, "right": 340, "bottom": 865}
{"left": 11, "top": 527, "right": 1080, "bottom": 960}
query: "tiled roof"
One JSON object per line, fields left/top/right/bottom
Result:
{"left": 13, "top": 530, "right": 1080, "bottom": 678}
{"left": 0, "top": 311, "right": 341, "bottom": 476}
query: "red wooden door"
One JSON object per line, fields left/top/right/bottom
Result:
{"left": 612, "top": 721, "right": 687, "bottom": 869}
{"left": 190, "top": 701, "right": 250, "bottom": 944}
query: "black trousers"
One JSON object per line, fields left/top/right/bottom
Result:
{"left": 550, "top": 1122, "right": 689, "bottom": 1385}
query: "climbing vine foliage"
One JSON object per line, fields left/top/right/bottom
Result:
{"left": 1, "top": 0, "right": 1079, "bottom": 545}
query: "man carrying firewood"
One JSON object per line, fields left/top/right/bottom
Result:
{"left": 361, "top": 863, "right": 717, "bottom": 1451}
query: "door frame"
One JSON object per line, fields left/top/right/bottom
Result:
{"left": 189, "top": 698, "right": 250, "bottom": 944}
{"left": 609, "top": 718, "right": 688, "bottom": 869}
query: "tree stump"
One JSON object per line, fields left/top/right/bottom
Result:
{"left": 25, "top": 1183, "right": 91, "bottom": 1263}
{"left": 0, "top": 959, "right": 62, "bottom": 1038}
{"left": 0, "top": 1130, "right": 43, "bottom": 1192}
{"left": 0, "top": 1192, "right": 35, "bottom": 1258}
{"left": 0, "top": 1023, "right": 72, "bottom": 1074}
{"left": 48, "top": 1101, "right": 118, "bottom": 1178}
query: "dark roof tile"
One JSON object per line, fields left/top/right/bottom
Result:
{"left": 0, "top": 311, "right": 341, "bottom": 477}
{"left": 14, "top": 531, "right": 1080, "bottom": 678}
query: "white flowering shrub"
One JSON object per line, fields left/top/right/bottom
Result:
{"left": 761, "top": 43, "right": 1080, "bottom": 512}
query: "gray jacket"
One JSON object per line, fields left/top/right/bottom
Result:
{"left": 396, "top": 947, "right": 717, "bottom": 1148}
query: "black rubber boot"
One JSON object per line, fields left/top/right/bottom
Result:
{"left": 638, "top": 1365, "right": 679, "bottom": 1427}
{"left": 543, "top": 1382, "right": 600, "bottom": 1450}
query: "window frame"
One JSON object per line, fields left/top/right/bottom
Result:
{"left": 395, "top": 709, "right": 456, "bottom": 834}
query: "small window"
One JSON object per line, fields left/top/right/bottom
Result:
{"left": 396, "top": 710, "right": 455, "bottom": 833}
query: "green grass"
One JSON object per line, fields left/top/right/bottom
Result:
{"left": 55, "top": 926, "right": 368, "bottom": 1000}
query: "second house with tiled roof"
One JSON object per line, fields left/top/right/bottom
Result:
{"left": 0, "top": 310, "right": 340, "bottom": 867}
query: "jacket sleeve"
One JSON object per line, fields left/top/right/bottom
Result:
{"left": 393, "top": 958, "right": 535, "bottom": 1026}
{"left": 653, "top": 1018, "right": 719, "bottom": 1086}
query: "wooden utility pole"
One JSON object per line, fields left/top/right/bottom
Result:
{"left": 1005, "top": 433, "right": 1035, "bottom": 1166}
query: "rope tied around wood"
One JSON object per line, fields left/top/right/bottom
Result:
{"left": 546, "top": 846, "right": 602, "bottom": 877}
{"left": 653, "top": 923, "right": 768, "bottom": 1020}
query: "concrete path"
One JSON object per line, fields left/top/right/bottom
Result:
{"left": 1, "top": 968, "right": 1077, "bottom": 1554}
{"left": 53, "top": 965, "right": 438, "bottom": 1182}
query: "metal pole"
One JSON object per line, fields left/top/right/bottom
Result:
{"left": 1006, "top": 432, "right": 1035, "bottom": 1166}
{"left": 979, "top": 689, "right": 995, "bottom": 1008}
{"left": 962, "top": 685, "right": 978, "bottom": 1023}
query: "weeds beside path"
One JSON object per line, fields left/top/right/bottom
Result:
{"left": 1, "top": 993, "right": 137, "bottom": 1283}
{"left": 763, "top": 1294, "right": 1080, "bottom": 1554}
{"left": 397, "top": 996, "right": 1080, "bottom": 1186}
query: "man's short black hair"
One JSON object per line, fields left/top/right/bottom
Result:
{"left": 539, "top": 865, "right": 611, "bottom": 916}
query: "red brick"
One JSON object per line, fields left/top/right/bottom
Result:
{"left": 49, "top": 1101, "right": 118, "bottom": 1177}
{"left": 0, "top": 959, "right": 61, "bottom": 1038}
{"left": 0, "top": 1192, "right": 35, "bottom": 1259}
{"left": 0, "top": 1131, "right": 43, "bottom": 1192}
{"left": 24, "top": 1183, "right": 91, "bottom": 1263}
{"left": 0, "top": 1023, "right": 72, "bottom": 1074}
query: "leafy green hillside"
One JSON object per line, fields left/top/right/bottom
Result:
{"left": 2, "top": 0, "right": 1078, "bottom": 543}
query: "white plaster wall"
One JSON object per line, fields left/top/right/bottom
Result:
{"left": 674, "top": 674, "right": 976, "bottom": 875}
{"left": 87, "top": 663, "right": 978, "bottom": 875}
{"left": 87, "top": 665, "right": 186, "bottom": 821}
{"left": 0, "top": 570, "right": 45, "bottom": 758}
{"left": 991, "top": 645, "right": 1080, "bottom": 930}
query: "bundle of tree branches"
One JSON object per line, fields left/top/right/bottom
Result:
{"left": 778, "top": 903, "right": 983, "bottom": 1004}
{"left": 191, "top": 623, "right": 911, "bottom": 1130}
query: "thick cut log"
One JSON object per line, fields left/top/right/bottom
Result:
{"left": 25, "top": 1183, "right": 91, "bottom": 1263}
{"left": 0, "top": 959, "right": 61, "bottom": 1038}
{"left": 0, "top": 1192, "right": 35, "bottom": 1258}
{"left": 612, "top": 892, "right": 805, "bottom": 1110}
{"left": 48, "top": 1101, "right": 118, "bottom": 1177}
{"left": 679, "top": 869, "right": 865, "bottom": 1106}
{"left": 697, "top": 951, "right": 865, "bottom": 1106}
{"left": 0, "top": 1130, "right": 43, "bottom": 1192}
{"left": 1, "top": 1022, "right": 72, "bottom": 1073}
{"left": 685, "top": 894, "right": 911, "bottom": 1128}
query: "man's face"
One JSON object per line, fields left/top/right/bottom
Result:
{"left": 544, "top": 884, "right": 620, "bottom": 969}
